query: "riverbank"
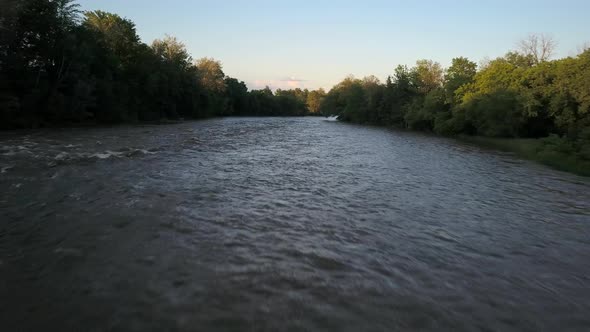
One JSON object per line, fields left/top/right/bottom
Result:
{"left": 459, "top": 136, "right": 590, "bottom": 177}
{"left": 336, "top": 117, "right": 590, "bottom": 177}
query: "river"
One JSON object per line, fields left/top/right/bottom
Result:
{"left": 1, "top": 117, "right": 589, "bottom": 331}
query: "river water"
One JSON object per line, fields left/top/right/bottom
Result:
{"left": 1, "top": 117, "right": 589, "bottom": 331}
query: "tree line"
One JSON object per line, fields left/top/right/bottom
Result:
{"left": 0, "top": 0, "right": 327, "bottom": 129}
{"left": 319, "top": 36, "right": 590, "bottom": 169}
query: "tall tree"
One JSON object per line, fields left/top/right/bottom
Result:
{"left": 412, "top": 59, "right": 444, "bottom": 94}
{"left": 152, "top": 35, "right": 192, "bottom": 68}
{"left": 518, "top": 33, "right": 556, "bottom": 65}
{"left": 306, "top": 88, "right": 326, "bottom": 114}
{"left": 195, "top": 57, "right": 225, "bottom": 92}
{"left": 1, "top": 0, "right": 81, "bottom": 122}
{"left": 444, "top": 57, "right": 477, "bottom": 104}
{"left": 84, "top": 11, "right": 141, "bottom": 64}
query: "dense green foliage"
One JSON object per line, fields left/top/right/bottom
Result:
{"left": 0, "top": 0, "right": 325, "bottom": 128}
{"left": 320, "top": 49, "right": 590, "bottom": 174}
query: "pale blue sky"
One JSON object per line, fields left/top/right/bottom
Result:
{"left": 77, "top": 0, "right": 589, "bottom": 91}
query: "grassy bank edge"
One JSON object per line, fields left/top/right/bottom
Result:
{"left": 457, "top": 135, "right": 590, "bottom": 177}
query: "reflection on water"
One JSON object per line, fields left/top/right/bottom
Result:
{"left": 1, "top": 117, "right": 589, "bottom": 331}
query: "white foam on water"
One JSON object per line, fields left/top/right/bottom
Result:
{"left": 1, "top": 165, "right": 14, "bottom": 173}
{"left": 90, "top": 151, "right": 123, "bottom": 159}
{"left": 54, "top": 152, "right": 70, "bottom": 161}
{"left": 137, "top": 149, "right": 157, "bottom": 155}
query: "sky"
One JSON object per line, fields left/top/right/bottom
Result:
{"left": 77, "top": 0, "right": 590, "bottom": 91}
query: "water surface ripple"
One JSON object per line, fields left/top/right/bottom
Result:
{"left": 1, "top": 117, "right": 589, "bottom": 331}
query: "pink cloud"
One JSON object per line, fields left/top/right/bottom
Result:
{"left": 250, "top": 77, "right": 308, "bottom": 91}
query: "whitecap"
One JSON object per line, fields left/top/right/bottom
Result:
{"left": 54, "top": 152, "right": 70, "bottom": 161}
{"left": 89, "top": 150, "right": 124, "bottom": 159}
{"left": 1, "top": 165, "right": 14, "bottom": 173}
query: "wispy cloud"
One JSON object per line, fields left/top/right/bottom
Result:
{"left": 279, "top": 77, "right": 307, "bottom": 83}
{"left": 250, "top": 77, "right": 309, "bottom": 90}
